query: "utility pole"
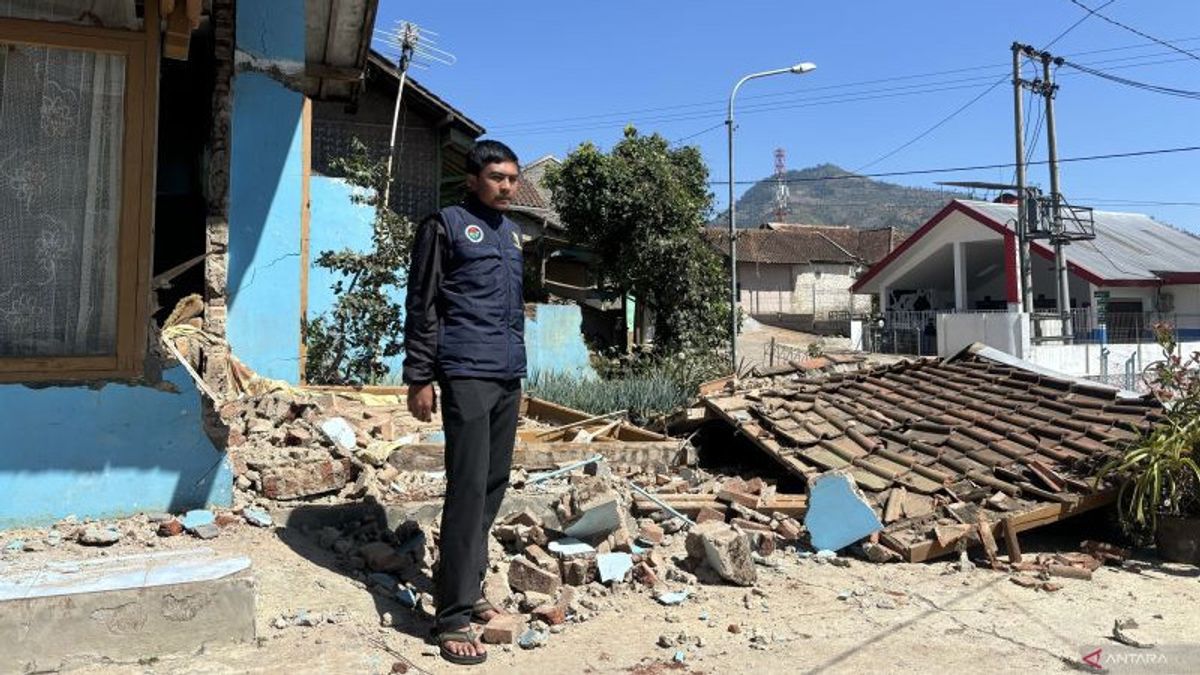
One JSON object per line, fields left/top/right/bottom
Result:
{"left": 1041, "top": 51, "right": 1073, "bottom": 340}
{"left": 1012, "top": 43, "right": 1032, "bottom": 313}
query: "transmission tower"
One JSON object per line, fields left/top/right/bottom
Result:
{"left": 773, "top": 147, "right": 790, "bottom": 222}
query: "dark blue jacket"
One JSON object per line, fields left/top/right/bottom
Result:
{"left": 402, "top": 197, "right": 527, "bottom": 383}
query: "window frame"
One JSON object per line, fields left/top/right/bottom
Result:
{"left": 0, "top": 6, "right": 159, "bottom": 383}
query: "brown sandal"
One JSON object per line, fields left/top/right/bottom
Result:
{"left": 437, "top": 626, "right": 487, "bottom": 666}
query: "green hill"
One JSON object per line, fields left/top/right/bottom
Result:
{"left": 715, "top": 163, "right": 967, "bottom": 231}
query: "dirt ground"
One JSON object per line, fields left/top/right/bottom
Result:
{"left": 9, "top": 509, "right": 1198, "bottom": 675}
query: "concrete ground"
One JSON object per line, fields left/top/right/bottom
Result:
{"left": 6, "top": 511, "right": 1197, "bottom": 674}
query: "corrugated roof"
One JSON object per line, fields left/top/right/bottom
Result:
{"left": 960, "top": 200, "right": 1200, "bottom": 282}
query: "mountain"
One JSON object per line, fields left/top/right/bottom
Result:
{"left": 716, "top": 163, "right": 967, "bottom": 231}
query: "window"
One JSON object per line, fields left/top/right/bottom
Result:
{"left": 0, "top": 5, "right": 158, "bottom": 381}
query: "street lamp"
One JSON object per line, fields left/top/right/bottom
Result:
{"left": 727, "top": 62, "right": 816, "bottom": 375}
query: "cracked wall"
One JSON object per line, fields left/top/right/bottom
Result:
{"left": 224, "top": 0, "right": 308, "bottom": 383}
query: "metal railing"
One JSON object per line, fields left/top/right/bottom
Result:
{"left": 1032, "top": 311, "right": 1200, "bottom": 345}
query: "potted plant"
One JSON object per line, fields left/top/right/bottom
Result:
{"left": 1096, "top": 323, "right": 1200, "bottom": 564}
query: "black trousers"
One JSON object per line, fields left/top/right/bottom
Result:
{"left": 434, "top": 377, "right": 521, "bottom": 632}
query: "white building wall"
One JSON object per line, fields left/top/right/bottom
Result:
{"left": 738, "top": 261, "right": 867, "bottom": 317}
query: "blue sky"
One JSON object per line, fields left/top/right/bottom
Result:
{"left": 374, "top": 1, "right": 1200, "bottom": 230}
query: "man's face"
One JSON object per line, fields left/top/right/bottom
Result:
{"left": 467, "top": 161, "right": 520, "bottom": 210}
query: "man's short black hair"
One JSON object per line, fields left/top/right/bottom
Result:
{"left": 466, "top": 140, "right": 519, "bottom": 175}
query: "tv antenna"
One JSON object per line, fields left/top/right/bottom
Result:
{"left": 373, "top": 21, "right": 457, "bottom": 206}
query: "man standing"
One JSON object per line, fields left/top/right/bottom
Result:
{"left": 403, "top": 140, "right": 525, "bottom": 665}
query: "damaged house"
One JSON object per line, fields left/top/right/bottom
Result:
{"left": 0, "top": 0, "right": 607, "bottom": 531}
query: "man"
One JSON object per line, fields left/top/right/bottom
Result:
{"left": 403, "top": 140, "right": 525, "bottom": 665}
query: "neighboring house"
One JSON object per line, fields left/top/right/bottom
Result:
{"left": 704, "top": 223, "right": 898, "bottom": 319}
{"left": 507, "top": 155, "right": 628, "bottom": 348}
{"left": 851, "top": 198, "right": 1200, "bottom": 349}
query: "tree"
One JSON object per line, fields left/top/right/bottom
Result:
{"left": 544, "top": 127, "right": 730, "bottom": 355}
{"left": 304, "top": 139, "right": 414, "bottom": 384}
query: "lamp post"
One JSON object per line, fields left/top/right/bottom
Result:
{"left": 727, "top": 62, "right": 816, "bottom": 374}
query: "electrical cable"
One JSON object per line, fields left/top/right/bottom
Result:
{"left": 1066, "top": 0, "right": 1200, "bottom": 62}
{"left": 710, "top": 144, "right": 1200, "bottom": 185}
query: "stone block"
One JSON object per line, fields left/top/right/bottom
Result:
{"left": 482, "top": 614, "right": 524, "bottom": 644}
{"left": 260, "top": 459, "right": 351, "bottom": 500}
{"left": 699, "top": 524, "right": 757, "bottom": 586}
{"left": 695, "top": 506, "right": 726, "bottom": 525}
{"left": 508, "top": 557, "right": 561, "bottom": 596}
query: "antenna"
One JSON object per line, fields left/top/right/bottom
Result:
{"left": 374, "top": 21, "right": 456, "bottom": 206}
{"left": 773, "top": 148, "right": 789, "bottom": 223}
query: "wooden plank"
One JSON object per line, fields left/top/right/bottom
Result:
{"left": 897, "top": 490, "right": 1115, "bottom": 563}
{"left": 163, "top": 0, "right": 192, "bottom": 60}
{"left": 388, "top": 440, "right": 686, "bottom": 472}
{"left": 125, "top": 0, "right": 159, "bottom": 378}
{"left": 298, "top": 96, "right": 312, "bottom": 384}
{"left": 1002, "top": 516, "right": 1023, "bottom": 563}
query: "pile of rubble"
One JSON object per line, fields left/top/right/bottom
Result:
{"left": 271, "top": 455, "right": 816, "bottom": 649}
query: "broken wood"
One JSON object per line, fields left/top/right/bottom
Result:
{"left": 1046, "top": 564, "right": 1093, "bottom": 581}
{"left": 976, "top": 513, "right": 999, "bottom": 568}
{"left": 632, "top": 494, "right": 807, "bottom": 518}
{"left": 389, "top": 440, "right": 687, "bottom": 472}
{"left": 1002, "top": 517, "right": 1023, "bottom": 563}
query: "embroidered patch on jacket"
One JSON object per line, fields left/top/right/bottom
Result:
{"left": 511, "top": 231, "right": 522, "bottom": 249}
{"left": 464, "top": 224, "right": 484, "bottom": 243}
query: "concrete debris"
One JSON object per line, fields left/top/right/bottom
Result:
{"left": 509, "top": 556, "right": 562, "bottom": 595}
{"left": 804, "top": 470, "right": 882, "bottom": 552}
{"left": 596, "top": 552, "right": 634, "bottom": 584}
{"left": 483, "top": 614, "right": 525, "bottom": 644}
{"left": 518, "top": 627, "right": 549, "bottom": 649}
{"left": 242, "top": 507, "right": 273, "bottom": 528}
{"left": 79, "top": 525, "right": 122, "bottom": 547}
{"left": 181, "top": 509, "right": 216, "bottom": 531}
{"left": 319, "top": 417, "right": 358, "bottom": 452}
{"left": 689, "top": 523, "right": 757, "bottom": 587}
{"left": 192, "top": 523, "right": 221, "bottom": 540}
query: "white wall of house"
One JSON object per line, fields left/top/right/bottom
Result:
{"left": 738, "top": 261, "right": 870, "bottom": 316}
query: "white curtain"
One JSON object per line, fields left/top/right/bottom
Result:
{"left": 0, "top": 42, "right": 125, "bottom": 357}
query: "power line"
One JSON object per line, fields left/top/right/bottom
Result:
{"left": 1066, "top": 0, "right": 1200, "bottom": 62}
{"left": 500, "top": 52, "right": 1199, "bottom": 140}
{"left": 674, "top": 122, "right": 725, "bottom": 144}
{"left": 1062, "top": 58, "right": 1200, "bottom": 99}
{"left": 710, "top": 144, "right": 1200, "bottom": 185}
{"left": 859, "top": 3, "right": 1112, "bottom": 174}
{"left": 488, "top": 36, "right": 1200, "bottom": 132}
{"left": 1045, "top": 0, "right": 1118, "bottom": 47}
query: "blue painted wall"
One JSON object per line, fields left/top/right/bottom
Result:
{"left": 236, "top": 0, "right": 306, "bottom": 64}
{"left": 227, "top": 72, "right": 305, "bottom": 383}
{"left": 0, "top": 367, "right": 233, "bottom": 530}
{"left": 308, "top": 176, "right": 407, "bottom": 377}
{"left": 526, "top": 304, "right": 597, "bottom": 380}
